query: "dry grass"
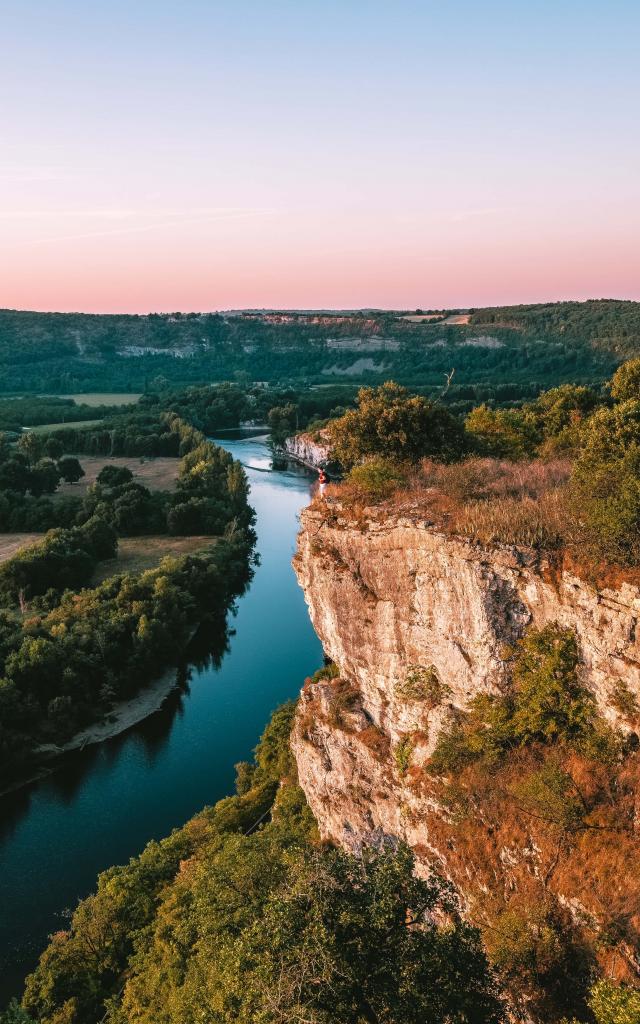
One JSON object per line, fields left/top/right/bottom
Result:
{"left": 57, "top": 456, "right": 180, "bottom": 497}
{"left": 91, "top": 535, "right": 215, "bottom": 583}
{"left": 399, "top": 458, "right": 573, "bottom": 550}
{"left": 53, "top": 393, "right": 142, "bottom": 407}
{"left": 328, "top": 457, "right": 574, "bottom": 553}
{"left": 0, "top": 533, "right": 44, "bottom": 563}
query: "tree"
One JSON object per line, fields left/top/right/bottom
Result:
{"left": 44, "top": 437, "right": 64, "bottom": 460}
{"left": 29, "top": 459, "right": 61, "bottom": 497}
{"left": 115, "top": 843, "right": 505, "bottom": 1024}
{"left": 568, "top": 400, "right": 640, "bottom": 563}
{"left": 17, "top": 431, "right": 44, "bottom": 464}
{"left": 96, "top": 465, "right": 134, "bottom": 488}
{"left": 563, "top": 980, "right": 640, "bottom": 1024}
{"left": 329, "top": 382, "right": 465, "bottom": 469}
{"left": 465, "top": 405, "right": 539, "bottom": 459}
{"left": 610, "top": 358, "right": 640, "bottom": 402}
{"left": 267, "top": 402, "right": 298, "bottom": 449}
{"left": 57, "top": 456, "right": 84, "bottom": 484}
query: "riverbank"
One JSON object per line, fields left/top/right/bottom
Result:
{"left": 1, "top": 669, "right": 181, "bottom": 798}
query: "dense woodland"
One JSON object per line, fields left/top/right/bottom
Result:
{"left": 0, "top": 300, "right": 633, "bottom": 393}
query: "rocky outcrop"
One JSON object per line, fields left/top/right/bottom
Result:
{"left": 284, "top": 430, "right": 331, "bottom": 469}
{"left": 291, "top": 501, "right": 640, "bottom": 1013}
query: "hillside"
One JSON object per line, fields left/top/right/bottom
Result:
{"left": 0, "top": 302, "right": 631, "bottom": 393}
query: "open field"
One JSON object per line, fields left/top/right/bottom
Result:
{"left": 29, "top": 418, "right": 104, "bottom": 434}
{"left": 0, "top": 533, "right": 214, "bottom": 580}
{"left": 400, "top": 314, "right": 445, "bottom": 323}
{"left": 91, "top": 535, "right": 215, "bottom": 583}
{"left": 0, "top": 533, "right": 44, "bottom": 562}
{"left": 442, "top": 313, "right": 471, "bottom": 325}
{"left": 45, "top": 393, "right": 142, "bottom": 407}
{"left": 57, "top": 455, "right": 181, "bottom": 496}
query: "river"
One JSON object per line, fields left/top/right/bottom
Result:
{"left": 0, "top": 434, "right": 323, "bottom": 1005}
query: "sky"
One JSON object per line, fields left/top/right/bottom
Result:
{"left": 0, "top": 0, "right": 639, "bottom": 313}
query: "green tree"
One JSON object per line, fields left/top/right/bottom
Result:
{"left": 96, "top": 465, "right": 134, "bottom": 488}
{"left": 610, "top": 358, "right": 640, "bottom": 402}
{"left": 57, "top": 456, "right": 85, "bottom": 484}
{"left": 329, "top": 382, "right": 464, "bottom": 469}
{"left": 465, "top": 405, "right": 539, "bottom": 459}
{"left": 44, "top": 437, "right": 64, "bottom": 460}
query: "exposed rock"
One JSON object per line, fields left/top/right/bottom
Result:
{"left": 292, "top": 502, "right": 640, "bottom": 1014}
{"left": 284, "top": 431, "right": 331, "bottom": 469}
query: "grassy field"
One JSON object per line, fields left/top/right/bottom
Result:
{"left": 0, "top": 533, "right": 214, "bottom": 581}
{"left": 57, "top": 455, "right": 181, "bottom": 496}
{"left": 29, "top": 418, "right": 103, "bottom": 434}
{"left": 91, "top": 535, "right": 215, "bottom": 583}
{"left": 0, "top": 533, "right": 44, "bottom": 562}
{"left": 47, "top": 393, "right": 142, "bottom": 407}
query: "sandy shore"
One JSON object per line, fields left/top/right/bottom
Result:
{"left": 39, "top": 670, "right": 180, "bottom": 756}
{"left": 1, "top": 671, "right": 180, "bottom": 797}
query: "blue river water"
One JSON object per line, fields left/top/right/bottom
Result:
{"left": 0, "top": 434, "right": 323, "bottom": 1004}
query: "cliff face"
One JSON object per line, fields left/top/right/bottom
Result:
{"left": 292, "top": 501, "right": 640, "bottom": 1015}
{"left": 284, "top": 431, "right": 331, "bottom": 469}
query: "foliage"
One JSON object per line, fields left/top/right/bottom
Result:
{"left": 308, "top": 662, "right": 340, "bottom": 684}
{"left": 328, "top": 382, "right": 465, "bottom": 469}
{"left": 394, "top": 736, "right": 415, "bottom": 774}
{"left": 396, "top": 664, "right": 450, "bottom": 706}
{"left": 465, "top": 405, "right": 539, "bottom": 459}
{"left": 562, "top": 980, "right": 640, "bottom": 1024}
{"left": 429, "top": 625, "right": 603, "bottom": 774}
{"left": 568, "top": 400, "right": 640, "bottom": 564}
{"left": 95, "top": 464, "right": 133, "bottom": 487}
{"left": 0, "top": 303, "right": 621, "bottom": 393}
{"left": 345, "top": 456, "right": 408, "bottom": 500}
{"left": 19, "top": 704, "right": 504, "bottom": 1024}
{"left": 0, "top": 530, "right": 253, "bottom": 780}
{"left": 610, "top": 358, "right": 640, "bottom": 402}
{"left": 57, "top": 456, "right": 84, "bottom": 484}
{"left": 0, "top": 518, "right": 117, "bottom": 607}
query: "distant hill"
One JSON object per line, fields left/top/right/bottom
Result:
{"left": 1, "top": 301, "right": 636, "bottom": 395}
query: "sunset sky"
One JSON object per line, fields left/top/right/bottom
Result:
{"left": 1, "top": 0, "right": 639, "bottom": 313}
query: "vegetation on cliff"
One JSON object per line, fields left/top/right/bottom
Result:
{"left": 420, "top": 623, "right": 640, "bottom": 1020}
{"left": 324, "top": 360, "right": 640, "bottom": 572}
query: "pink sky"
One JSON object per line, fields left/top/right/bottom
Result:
{"left": 1, "top": 1, "right": 639, "bottom": 313}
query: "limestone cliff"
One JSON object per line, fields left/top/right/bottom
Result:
{"left": 292, "top": 500, "right": 640, "bottom": 1018}
{"left": 284, "top": 430, "right": 331, "bottom": 469}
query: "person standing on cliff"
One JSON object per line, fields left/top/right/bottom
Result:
{"left": 318, "top": 467, "right": 328, "bottom": 497}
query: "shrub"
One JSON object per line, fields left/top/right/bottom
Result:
{"left": 508, "top": 625, "right": 594, "bottom": 746}
{"left": 396, "top": 665, "right": 450, "bottom": 706}
{"left": 394, "top": 736, "right": 415, "bottom": 774}
{"left": 345, "top": 457, "right": 407, "bottom": 501}
{"left": 511, "top": 760, "right": 585, "bottom": 831}
{"left": 465, "top": 405, "right": 539, "bottom": 459}
{"left": 429, "top": 626, "right": 604, "bottom": 774}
